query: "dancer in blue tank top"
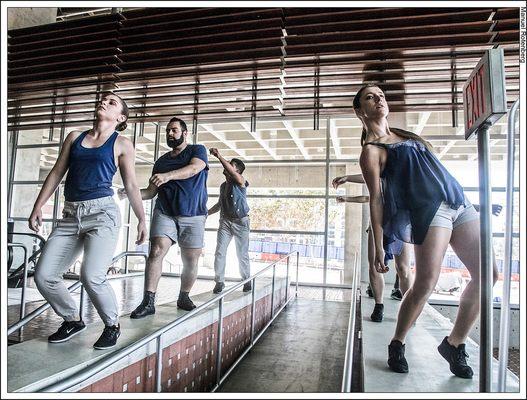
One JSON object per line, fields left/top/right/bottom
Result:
{"left": 354, "top": 84, "right": 498, "bottom": 379}
{"left": 29, "top": 93, "right": 147, "bottom": 349}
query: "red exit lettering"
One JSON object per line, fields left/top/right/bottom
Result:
{"left": 466, "top": 65, "right": 486, "bottom": 130}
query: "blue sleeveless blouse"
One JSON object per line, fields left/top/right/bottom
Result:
{"left": 365, "top": 131, "right": 465, "bottom": 258}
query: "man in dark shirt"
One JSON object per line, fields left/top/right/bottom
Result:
{"left": 208, "top": 148, "right": 251, "bottom": 294}
{"left": 119, "top": 117, "right": 208, "bottom": 315}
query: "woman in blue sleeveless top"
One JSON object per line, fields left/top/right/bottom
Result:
{"left": 28, "top": 92, "right": 147, "bottom": 349}
{"left": 355, "top": 84, "right": 498, "bottom": 379}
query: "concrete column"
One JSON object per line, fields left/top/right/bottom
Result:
{"left": 8, "top": 8, "right": 57, "bottom": 30}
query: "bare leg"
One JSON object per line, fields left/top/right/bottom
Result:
{"left": 447, "top": 219, "right": 498, "bottom": 346}
{"left": 145, "top": 237, "right": 172, "bottom": 293}
{"left": 392, "top": 227, "right": 451, "bottom": 343}
{"left": 394, "top": 243, "right": 415, "bottom": 296}
{"left": 180, "top": 247, "right": 202, "bottom": 293}
{"left": 368, "top": 228, "right": 384, "bottom": 303}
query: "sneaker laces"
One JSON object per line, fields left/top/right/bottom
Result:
{"left": 454, "top": 348, "right": 469, "bottom": 366}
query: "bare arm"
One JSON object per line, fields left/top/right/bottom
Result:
{"left": 117, "top": 138, "right": 147, "bottom": 243}
{"left": 149, "top": 157, "right": 207, "bottom": 187}
{"left": 208, "top": 202, "right": 221, "bottom": 215}
{"left": 209, "top": 148, "right": 245, "bottom": 186}
{"left": 332, "top": 173, "right": 365, "bottom": 189}
{"left": 336, "top": 195, "right": 370, "bottom": 203}
{"left": 360, "top": 145, "right": 388, "bottom": 273}
{"left": 28, "top": 131, "right": 80, "bottom": 231}
{"left": 140, "top": 181, "right": 158, "bottom": 200}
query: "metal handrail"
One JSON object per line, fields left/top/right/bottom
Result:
{"left": 38, "top": 251, "right": 300, "bottom": 392}
{"left": 341, "top": 253, "right": 360, "bottom": 392}
{"left": 7, "top": 251, "right": 147, "bottom": 335}
{"left": 497, "top": 99, "right": 519, "bottom": 392}
{"left": 110, "top": 251, "right": 148, "bottom": 274}
{"left": 7, "top": 243, "right": 29, "bottom": 336}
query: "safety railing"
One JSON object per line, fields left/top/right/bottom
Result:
{"left": 38, "top": 251, "right": 300, "bottom": 392}
{"left": 7, "top": 243, "right": 29, "bottom": 336}
{"left": 341, "top": 253, "right": 361, "bottom": 392}
{"left": 7, "top": 251, "right": 147, "bottom": 336}
{"left": 497, "top": 99, "right": 519, "bottom": 392}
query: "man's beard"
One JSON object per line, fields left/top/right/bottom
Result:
{"left": 167, "top": 135, "right": 184, "bottom": 149}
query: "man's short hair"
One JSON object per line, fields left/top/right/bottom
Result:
{"left": 167, "top": 117, "right": 187, "bottom": 132}
{"left": 231, "top": 158, "right": 245, "bottom": 174}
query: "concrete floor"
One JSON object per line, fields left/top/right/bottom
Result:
{"left": 361, "top": 283, "right": 520, "bottom": 393}
{"left": 218, "top": 298, "right": 350, "bottom": 393}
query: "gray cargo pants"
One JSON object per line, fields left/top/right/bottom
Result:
{"left": 34, "top": 196, "right": 121, "bottom": 326}
{"left": 213, "top": 217, "right": 251, "bottom": 283}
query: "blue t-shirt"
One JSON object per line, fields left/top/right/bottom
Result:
{"left": 152, "top": 144, "right": 209, "bottom": 217}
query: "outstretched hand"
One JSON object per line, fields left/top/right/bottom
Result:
{"left": 117, "top": 188, "right": 128, "bottom": 200}
{"left": 332, "top": 176, "right": 347, "bottom": 189}
{"left": 209, "top": 148, "right": 220, "bottom": 158}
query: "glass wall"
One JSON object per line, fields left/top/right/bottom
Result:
{"left": 7, "top": 114, "right": 519, "bottom": 296}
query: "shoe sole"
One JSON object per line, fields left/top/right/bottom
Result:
{"left": 93, "top": 343, "right": 118, "bottom": 350}
{"left": 388, "top": 362, "right": 409, "bottom": 373}
{"left": 130, "top": 310, "right": 155, "bottom": 319}
{"left": 48, "top": 325, "right": 87, "bottom": 343}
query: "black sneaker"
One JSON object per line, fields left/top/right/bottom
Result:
{"left": 130, "top": 291, "right": 156, "bottom": 319}
{"left": 366, "top": 284, "right": 374, "bottom": 298}
{"left": 437, "top": 336, "right": 474, "bottom": 379}
{"left": 213, "top": 282, "right": 225, "bottom": 294}
{"left": 177, "top": 293, "right": 196, "bottom": 311}
{"left": 370, "top": 303, "right": 384, "bottom": 322}
{"left": 242, "top": 282, "right": 252, "bottom": 292}
{"left": 48, "top": 320, "right": 86, "bottom": 343}
{"left": 391, "top": 288, "right": 403, "bottom": 301}
{"left": 93, "top": 324, "right": 121, "bottom": 350}
{"left": 388, "top": 340, "right": 409, "bottom": 373}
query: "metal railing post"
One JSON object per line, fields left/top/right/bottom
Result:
{"left": 156, "top": 335, "right": 163, "bottom": 392}
{"left": 477, "top": 122, "right": 493, "bottom": 392}
{"left": 270, "top": 264, "right": 276, "bottom": 318}
{"left": 79, "top": 286, "right": 85, "bottom": 321}
{"left": 285, "top": 256, "right": 290, "bottom": 303}
{"left": 296, "top": 252, "right": 300, "bottom": 297}
{"left": 250, "top": 278, "right": 256, "bottom": 345}
{"left": 497, "top": 99, "right": 519, "bottom": 392}
{"left": 216, "top": 298, "right": 224, "bottom": 385}
{"left": 7, "top": 243, "right": 29, "bottom": 336}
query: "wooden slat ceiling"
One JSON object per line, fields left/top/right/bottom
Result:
{"left": 7, "top": 7, "right": 520, "bottom": 131}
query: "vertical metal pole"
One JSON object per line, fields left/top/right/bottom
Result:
{"left": 156, "top": 335, "right": 163, "bottom": 392}
{"left": 79, "top": 286, "right": 85, "bottom": 321}
{"left": 323, "top": 117, "right": 331, "bottom": 299}
{"left": 296, "top": 252, "right": 299, "bottom": 297}
{"left": 216, "top": 298, "right": 224, "bottom": 385}
{"left": 19, "top": 245, "right": 29, "bottom": 336}
{"left": 7, "top": 127, "right": 19, "bottom": 218}
{"left": 270, "top": 264, "right": 276, "bottom": 318}
{"left": 285, "top": 256, "right": 290, "bottom": 302}
{"left": 497, "top": 99, "right": 519, "bottom": 391}
{"left": 477, "top": 123, "right": 493, "bottom": 392}
{"left": 250, "top": 277, "right": 256, "bottom": 345}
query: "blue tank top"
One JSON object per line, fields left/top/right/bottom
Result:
{"left": 64, "top": 130, "right": 118, "bottom": 202}
{"left": 365, "top": 131, "right": 465, "bottom": 258}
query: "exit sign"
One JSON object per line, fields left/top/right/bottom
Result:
{"left": 463, "top": 48, "right": 507, "bottom": 140}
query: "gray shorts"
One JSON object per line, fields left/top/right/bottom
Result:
{"left": 150, "top": 208, "right": 206, "bottom": 248}
{"left": 429, "top": 197, "right": 479, "bottom": 230}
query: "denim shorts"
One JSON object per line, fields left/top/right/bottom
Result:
{"left": 429, "top": 197, "right": 479, "bottom": 230}
{"left": 150, "top": 208, "right": 206, "bottom": 248}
